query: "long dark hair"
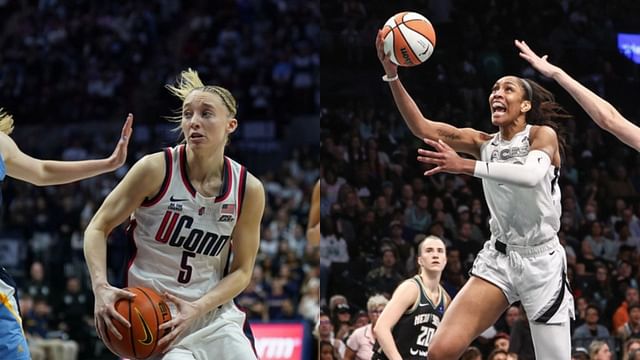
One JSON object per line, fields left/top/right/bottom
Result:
{"left": 521, "top": 78, "right": 571, "bottom": 160}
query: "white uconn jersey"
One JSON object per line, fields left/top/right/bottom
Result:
{"left": 479, "top": 125, "right": 561, "bottom": 247}
{"left": 126, "top": 144, "right": 247, "bottom": 303}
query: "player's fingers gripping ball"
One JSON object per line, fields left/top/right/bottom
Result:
{"left": 381, "top": 11, "right": 436, "bottom": 67}
{"left": 104, "top": 287, "right": 172, "bottom": 360}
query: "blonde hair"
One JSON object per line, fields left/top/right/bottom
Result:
{"left": 165, "top": 68, "right": 237, "bottom": 117}
{"left": 418, "top": 235, "right": 446, "bottom": 254}
{"left": 366, "top": 294, "right": 388, "bottom": 312}
{"left": 589, "top": 340, "right": 608, "bottom": 359}
{"left": 0, "top": 108, "right": 15, "bottom": 135}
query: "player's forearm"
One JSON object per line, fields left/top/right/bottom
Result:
{"left": 38, "top": 158, "right": 118, "bottom": 185}
{"left": 83, "top": 227, "right": 110, "bottom": 290}
{"left": 552, "top": 70, "right": 618, "bottom": 131}
{"left": 388, "top": 80, "right": 434, "bottom": 140}
{"left": 372, "top": 325, "right": 402, "bottom": 360}
{"left": 194, "top": 267, "right": 252, "bottom": 314}
{"left": 306, "top": 224, "right": 320, "bottom": 246}
{"left": 472, "top": 150, "right": 550, "bottom": 187}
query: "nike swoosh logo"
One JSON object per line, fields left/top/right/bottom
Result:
{"left": 418, "top": 303, "right": 430, "bottom": 307}
{"left": 170, "top": 196, "right": 188, "bottom": 202}
{"left": 135, "top": 307, "right": 154, "bottom": 345}
{"left": 410, "top": 348, "right": 419, "bottom": 356}
{"left": 549, "top": 251, "right": 555, "bottom": 256}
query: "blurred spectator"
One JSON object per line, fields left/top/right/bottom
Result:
{"left": 573, "top": 305, "right": 611, "bottom": 350}
{"left": 344, "top": 294, "right": 388, "bottom": 360}
{"left": 616, "top": 304, "right": 640, "bottom": 342}
{"left": 318, "top": 312, "right": 346, "bottom": 359}
{"left": 614, "top": 287, "right": 640, "bottom": 332}
{"left": 588, "top": 340, "right": 613, "bottom": 360}
{"left": 364, "top": 247, "right": 403, "bottom": 299}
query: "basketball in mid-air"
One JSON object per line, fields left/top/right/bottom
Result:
{"left": 381, "top": 11, "right": 436, "bottom": 67}
{"left": 105, "top": 287, "right": 172, "bottom": 360}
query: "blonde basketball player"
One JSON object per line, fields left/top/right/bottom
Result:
{"left": 0, "top": 111, "right": 132, "bottom": 360}
{"left": 372, "top": 236, "right": 450, "bottom": 360}
{"left": 376, "top": 30, "right": 574, "bottom": 359}
{"left": 84, "top": 69, "right": 265, "bottom": 360}
{"left": 515, "top": 39, "right": 640, "bottom": 151}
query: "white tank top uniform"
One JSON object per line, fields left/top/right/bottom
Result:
{"left": 127, "top": 144, "right": 256, "bottom": 360}
{"left": 471, "top": 125, "right": 574, "bottom": 325}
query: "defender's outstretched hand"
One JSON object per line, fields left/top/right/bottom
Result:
{"left": 107, "top": 113, "right": 134, "bottom": 170}
{"left": 515, "top": 40, "right": 562, "bottom": 79}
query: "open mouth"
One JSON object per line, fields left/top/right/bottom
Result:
{"left": 491, "top": 102, "right": 506, "bottom": 116}
{"left": 190, "top": 133, "right": 204, "bottom": 139}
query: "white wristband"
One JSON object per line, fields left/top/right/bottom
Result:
{"left": 382, "top": 74, "right": 399, "bottom": 82}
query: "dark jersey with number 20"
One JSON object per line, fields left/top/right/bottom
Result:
{"left": 372, "top": 276, "right": 445, "bottom": 359}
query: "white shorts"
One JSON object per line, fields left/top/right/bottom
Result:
{"left": 157, "top": 302, "right": 257, "bottom": 360}
{"left": 471, "top": 238, "right": 574, "bottom": 324}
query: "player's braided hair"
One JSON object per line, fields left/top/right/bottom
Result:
{"left": 165, "top": 68, "right": 237, "bottom": 117}
{"left": 520, "top": 78, "right": 571, "bottom": 160}
{"left": 0, "top": 108, "right": 15, "bottom": 135}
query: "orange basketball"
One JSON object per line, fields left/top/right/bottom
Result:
{"left": 382, "top": 11, "right": 436, "bottom": 67}
{"left": 104, "top": 287, "right": 172, "bottom": 360}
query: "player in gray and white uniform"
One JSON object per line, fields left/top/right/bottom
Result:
{"left": 376, "top": 30, "right": 573, "bottom": 360}
{"left": 85, "top": 69, "right": 265, "bottom": 360}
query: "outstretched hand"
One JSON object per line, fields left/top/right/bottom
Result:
{"left": 376, "top": 29, "right": 398, "bottom": 77}
{"left": 417, "top": 138, "right": 469, "bottom": 176}
{"left": 515, "top": 40, "right": 562, "bottom": 79}
{"left": 107, "top": 113, "right": 133, "bottom": 170}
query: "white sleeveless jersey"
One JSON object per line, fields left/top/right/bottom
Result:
{"left": 126, "top": 144, "right": 248, "bottom": 303}
{"left": 479, "top": 125, "right": 561, "bottom": 247}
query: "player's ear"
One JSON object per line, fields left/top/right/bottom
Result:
{"left": 227, "top": 118, "right": 238, "bottom": 134}
{"left": 521, "top": 100, "right": 531, "bottom": 113}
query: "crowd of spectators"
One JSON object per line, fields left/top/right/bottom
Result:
{"left": 321, "top": 0, "right": 640, "bottom": 359}
{"left": 0, "top": 1, "right": 320, "bottom": 359}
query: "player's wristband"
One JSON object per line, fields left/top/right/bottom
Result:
{"left": 382, "top": 74, "right": 399, "bottom": 82}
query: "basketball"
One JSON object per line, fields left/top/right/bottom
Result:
{"left": 105, "top": 287, "right": 172, "bottom": 360}
{"left": 381, "top": 11, "right": 436, "bottom": 67}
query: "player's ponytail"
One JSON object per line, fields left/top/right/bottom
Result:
{"left": 0, "top": 108, "right": 15, "bottom": 135}
{"left": 521, "top": 78, "right": 571, "bottom": 160}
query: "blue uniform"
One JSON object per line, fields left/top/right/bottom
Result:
{"left": 0, "top": 156, "right": 31, "bottom": 359}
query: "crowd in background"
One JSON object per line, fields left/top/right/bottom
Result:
{"left": 321, "top": 0, "right": 640, "bottom": 359}
{"left": 0, "top": 1, "right": 319, "bottom": 359}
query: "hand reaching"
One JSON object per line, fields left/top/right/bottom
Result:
{"left": 417, "top": 138, "right": 468, "bottom": 176}
{"left": 107, "top": 113, "right": 134, "bottom": 170}
{"left": 376, "top": 29, "right": 398, "bottom": 77}
{"left": 515, "top": 40, "right": 562, "bottom": 79}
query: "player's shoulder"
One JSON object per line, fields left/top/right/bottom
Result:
{"left": 396, "top": 277, "right": 421, "bottom": 294}
{"left": 128, "top": 150, "right": 168, "bottom": 179}
{"left": 530, "top": 124, "right": 558, "bottom": 139}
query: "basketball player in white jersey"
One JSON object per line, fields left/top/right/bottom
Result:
{"left": 376, "top": 31, "right": 574, "bottom": 359}
{"left": 515, "top": 39, "right": 640, "bottom": 151}
{"left": 84, "top": 69, "right": 265, "bottom": 360}
{"left": 0, "top": 110, "right": 132, "bottom": 360}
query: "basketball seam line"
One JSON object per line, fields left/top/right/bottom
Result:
{"left": 137, "top": 287, "right": 161, "bottom": 358}
{"left": 395, "top": 25, "right": 420, "bottom": 65}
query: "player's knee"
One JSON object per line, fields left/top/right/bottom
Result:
{"left": 427, "top": 339, "right": 460, "bottom": 360}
